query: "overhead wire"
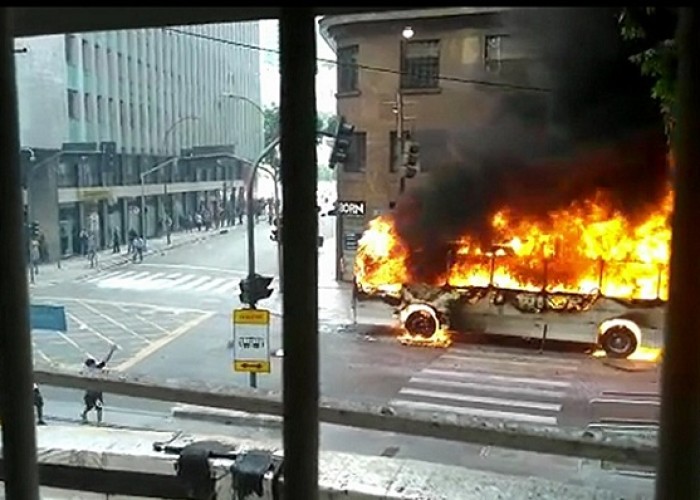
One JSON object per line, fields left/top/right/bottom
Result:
{"left": 163, "top": 26, "right": 551, "bottom": 93}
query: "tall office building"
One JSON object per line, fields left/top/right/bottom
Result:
{"left": 16, "top": 23, "right": 263, "bottom": 261}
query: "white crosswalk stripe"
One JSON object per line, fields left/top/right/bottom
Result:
{"left": 389, "top": 347, "right": 582, "bottom": 426}
{"left": 77, "top": 269, "right": 243, "bottom": 296}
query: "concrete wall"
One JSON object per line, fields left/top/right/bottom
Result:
{"left": 28, "top": 166, "right": 61, "bottom": 262}
{"left": 15, "top": 35, "right": 69, "bottom": 149}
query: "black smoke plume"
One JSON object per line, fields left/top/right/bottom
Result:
{"left": 394, "top": 7, "right": 669, "bottom": 283}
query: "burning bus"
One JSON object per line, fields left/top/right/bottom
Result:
{"left": 353, "top": 187, "right": 672, "bottom": 360}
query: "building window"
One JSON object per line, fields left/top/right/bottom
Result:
{"left": 94, "top": 44, "right": 102, "bottom": 70}
{"left": 389, "top": 130, "right": 410, "bottom": 172}
{"left": 82, "top": 40, "right": 91, "bottom": 72}
{"left": 485, "top": 35, "right": 508, "bottom": 72}
{"left": 343, "top": 131, "right": 367, "bottom": 173}
{"left": 84, "top": 93, "right": 93, "bottom": 122}
{"left": 67, "top": 90, "right": 80, "bottom": 120}
{"left": 129, "top": 103, "right": 135, "bottom": 128}
{"left": 65, "top": 35, "right": 78, "bottom": 66}
{"left": 337, "top": 45, "right": 359, "bottom": 93}
{"left": 97, "top": 96, "right": 105, "bottom": 124}
{"left": 108, "top": 97, "right": 116, "bottom": 128}
{"left": 401, "top": 39, "right": 440, "bottom": 90}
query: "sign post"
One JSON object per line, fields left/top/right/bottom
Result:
{"left": 232, "top": 308, "right": 271, "bottom": 389}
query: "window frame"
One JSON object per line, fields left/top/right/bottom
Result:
{"left": 342, "top": 131, "right": 367, "bottom": 173}
{"left": 400, "top": 38, "right": 441, "bottom": 90}
{"left": 337, "top": 45, "right": 359, "bottom": 94}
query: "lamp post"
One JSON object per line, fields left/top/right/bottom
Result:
{"left": 222, "top": 92, "right": 284, "bottom": 287}
{"left": 398, "top": 26, "right": 414, "bottom": 195}
{"left": 140, "top": 116, "right": 199, "bottom": 243}
{"left": 23, "top": 148, "right": 97, "bottom": 282}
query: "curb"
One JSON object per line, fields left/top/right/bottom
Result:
{"left": 171, "top": 404, "right": 283, "bottom": 428}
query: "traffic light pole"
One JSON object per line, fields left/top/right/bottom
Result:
{"left": 245, "top": 138, "right": 282, "bottom": 390}
{"left": 246, "top": 130, "right": 334, "bottom": 293}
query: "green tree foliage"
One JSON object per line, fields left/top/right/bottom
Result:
{"left": 262, "top": 104, "right": 339, "bottom": 177}
{"left": 618, "top": 7, "right": 678, "bottom": 138}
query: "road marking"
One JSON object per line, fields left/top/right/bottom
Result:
{"left": 32, "top": 342, "right": 52, "bottom": 364}
{"left": 84, "top": 270, "right": 122, "bottom": 283}
{"left": 136, "top": 263, "right": 246, "bottom": 274}
{"left": 166, "top": 273, "right": 199, "bottom": 287}
{"left": 448, "top": 346, "right": 585, "bottom": 363}
{"left": 409, "top": 376, "right": 567, "bottom": 399}
{"left": 213, "top": 281, "right": 237, "bottom": 293}
{"left": 194, "top": 277, "right": 229, "bottom": 292}
{"left": 176, "top": 276, "right": 210, "bottom": 290}
{"left": 421, "top": 368, "right": 572, "bottom": 388}
{"left": 76, "top": 300, "right": 151, "bottom": 344}
{"left": 55, "top": 329, "right": 89, "bottom": 356}
{"left": 399, "top": 387, "right": 562, "bottom": 412}
{"left": 439, "top": 353, "right": 580, "bottom": 372}
{"left": 115, "top": 311, "right": 215, "bottom": 371}
{"left": 33, "top": 296, "right": 210, "bottom": 314}
{"left": 390, "top": 400, "right": 558, "bottom": 425}
{"left": 115, "top": 305, "right": 170, "bottom": 334}
{"left": 67, "top": 311, "right": 114, "bottom": 344}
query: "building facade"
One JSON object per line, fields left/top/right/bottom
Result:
{"left": 319, "top": 8, "right": 550, "bottom": 281}
{"left": 16, "top": 23, "right": 263, "bottom": 261}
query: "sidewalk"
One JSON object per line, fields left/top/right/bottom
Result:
{"left": 263, "top": 236, "right": 397, "bottom": 327}
{"left": 29, "top": 226, "right": 235, "bottom": 288}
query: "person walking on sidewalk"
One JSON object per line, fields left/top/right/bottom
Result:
{"left": 33, "top": 383, "right": 46, "bottom": 425}
{"left": 29, "top": 239, "right": 40, "bottom": 276}
{"left": 112, "top": 228, "right": 121, "bottom": 254}
{"left": 87, "top": 232, "right": 98, "bottom": 268}
{"left": 132, "top": 235, "right": 145, "bottom": 263}
{"left": 80, "top": 343, "right": 118, "bottom": 424}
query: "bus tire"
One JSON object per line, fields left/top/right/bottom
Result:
{"left": 600, "top": 325, "right": 638, "bottom": 359}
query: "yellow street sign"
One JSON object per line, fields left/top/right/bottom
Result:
{"left": 232, "top": 308, "right": 271, "bottom": 374}
{"left": 233, "top": 309, "right": 270, "bottom": 325}
{"left": 233, "top": 360, "right": 271, "bottom": 373}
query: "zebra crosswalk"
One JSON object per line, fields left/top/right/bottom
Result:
{"left": 389, "top": 346, "right": 583, "bottom": 426}
{"left": 76, "top": 269, "right": 248, "bottom": 295}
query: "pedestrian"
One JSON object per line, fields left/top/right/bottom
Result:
{"left": 164, "top": 215, "right": 172, "bottom": 245}
{"left": 30, "top": 239, "right": 40, "bottom": 276}
{"left": 87, "top": 232, "right": 98, "bottom": 268}
{"left": 79, "top": 229, "right": 88, "bottom": 256}
{"left": 133, "top": 235, "right": 144, "bottom": 262}
{"left": 112, "top": 228, "right": 121, "bottom": 254}
{"left": 127, "top": 228, "right": 137, "bottom": 253}
{"left": 80, "top": 343, "right": 118, "bottom": 424}
{"left": 33, "top": 383, "right": 46, "bottom": 425}
{"left": 194, "top": 213, "right": 203, "bottom": 232}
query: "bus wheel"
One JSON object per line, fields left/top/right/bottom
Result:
{"left": 403, "top": 308, "right": 439, "bottom": 338}
{"left": 600, "top": 325, "right": 638, "bottom": 359}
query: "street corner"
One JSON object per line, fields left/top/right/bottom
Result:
{"left": 31, "top": 298, "right": 213, "bottom": 372}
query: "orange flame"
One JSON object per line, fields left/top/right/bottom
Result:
{"left": 354, "top": 215, "right": 409, "bottom": 296}
{"left": 356, "top": 187, "right": 673, "bottom": 302}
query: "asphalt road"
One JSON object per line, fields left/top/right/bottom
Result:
{"left": 28, "top": 216, "right": 658, "bottom": 495}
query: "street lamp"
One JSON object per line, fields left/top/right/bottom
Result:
{"left": 398, "top": 26, "right": 416, "bottom": 196}
{"left": 221, "top": 92, "right": 285, "bottom": 290}
{"left": 140, "top": 116, "right": 200, "bottom": 243}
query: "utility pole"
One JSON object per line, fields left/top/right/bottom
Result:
{"left": 395, "top": 90, "right": 408, "bottom": 195}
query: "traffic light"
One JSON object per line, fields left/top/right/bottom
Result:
{"left": 239, "top": 274, "right": 275, "bottom": 306}
{"left": 30, "top": 221, "right": 40, "bottom": 239}
{"left": 403, "top": 140, "right": 420, "bottom": 178}
{"left": 328, "top": 117, "right": 355, "bottom": 169}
